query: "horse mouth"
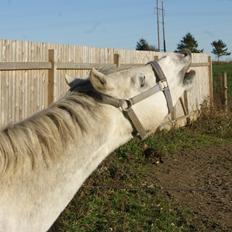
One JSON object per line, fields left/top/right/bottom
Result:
{"left": 185, "top": 69, "right": 196, "bottom": 79}
{"left": 185, "top": 69, "right": 196, "bottom": 77}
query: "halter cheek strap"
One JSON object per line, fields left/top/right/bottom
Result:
{"left": 99, "top": 61, "right": 174, "bottom": 139}
{"left": 147, "top": 61, "right": 174, "bottom": 113}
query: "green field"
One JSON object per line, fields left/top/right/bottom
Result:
{"left": 213, "top": 62, "right": 232, "bottom": 97}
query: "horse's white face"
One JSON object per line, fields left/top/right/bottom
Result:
{"left": 89, "top": 52, "right": 195, "bottom": 133}
{"left": 157, "top": 51, "right": 195, "bottom": 104}
{"left": 90, "top": 52, "right": 195, "bottom": 106}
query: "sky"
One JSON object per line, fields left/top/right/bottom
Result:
{"left": 1, "top": 0, "right": 232, "bottom": 60}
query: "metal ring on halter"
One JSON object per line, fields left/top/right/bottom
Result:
{"left": 119, "top": 99, "right": 133, "bottom": 111}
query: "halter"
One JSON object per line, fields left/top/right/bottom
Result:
{"left": 69, "top": 60, "right": 174, "bottom": 140}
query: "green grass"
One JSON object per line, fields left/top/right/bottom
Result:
{"left": 213, "top": 62, "right": 232, "bottom": 97}
{"left": 213, "top": 62, "right": 232, "bottom": 77}
{"left": 50, "top": 111, "right": 232, "bottom": 232}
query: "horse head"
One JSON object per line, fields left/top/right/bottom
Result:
{"left": 67, "top": 51, "right": 195, "bottom": 136}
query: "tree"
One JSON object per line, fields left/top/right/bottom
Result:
{"left": 136, "top": 38, "right": 157, "bottom": 51}
{"left": 211, "top": 40, "right": 231, "bottom": 61}
{"left": 176, "top": 33, "right": 203, "bottom": 53}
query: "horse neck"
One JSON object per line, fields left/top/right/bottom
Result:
{"left": 40, "top": 104, "right": 133, "bottom": 231}
{"left": 0, "top": 102, "right": 133, "bottom": 232}
{"left": 66, "top": 103, "right": 133, "bottom": 177}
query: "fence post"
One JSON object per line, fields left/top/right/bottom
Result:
{"left": 154, "top": 55, "right": 158, "bottom": 61}
{"left": 114, "top": 53, "right": 120, "bottom": 68}
{"left": 208, "top": 56, "right": 214, "bottom": 107}
{"left": 171, "top": 107, "right": 176, "bottom": 122}
{"left": 223, "top": 72, "right": 228, "bottom": 112}
{"left": 179, "top": 91, "right": 189, "bottom": 116}
{"left": 48, "top": 49, "right": 57, "bottom": 105}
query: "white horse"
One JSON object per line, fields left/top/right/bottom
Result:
{"left": 0, "top": 52, "right": 195, "bottom": 232}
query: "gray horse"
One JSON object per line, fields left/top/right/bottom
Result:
{"left": 0, "top": 52, "right": 194, "bottom": 232}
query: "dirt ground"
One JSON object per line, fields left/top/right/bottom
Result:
{"left": 153, "top": 144, "right": 232, "bottom": 231}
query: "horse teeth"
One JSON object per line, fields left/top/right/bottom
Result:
{"left": 186, "top": 69, "right": 193, "bottom": 74}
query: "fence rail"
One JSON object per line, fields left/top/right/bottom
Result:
{"left": 0, "top": 39, "right": 212, "bottom": 129}
{"left": 0, "top": 61, "right": 210, "bottom": 71}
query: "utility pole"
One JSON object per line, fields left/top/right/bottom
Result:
{"left": 156, "top": 0, "right": 160, "bottom": 51}
{"left": 155, "top": 0, "right": 167, "bottom": 52}
{"left": 161, "top": 1, "right": 166, "bottom": 52}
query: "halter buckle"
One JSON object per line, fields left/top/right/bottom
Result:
{"left": 159, "top": 80, "right": 168, "bottom": 90}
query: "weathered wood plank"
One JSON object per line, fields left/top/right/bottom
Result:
{"left": 48, "top": 49, "right": 56, "bottom": 105}
{"left": 113, "top": 54, "right": 120, "bottom": 67}
{"left": 0, "top": 39, "right": 211, "bottom": 131}
{"left": 0, "top": 62, "right": 210, "bottom": 71}
{"left": 0, "top": 62, "right": 51, "bottom": 70}
{"left": 190, "top": 62, "right": 209, "bottom": 67}
{"left": 208, "top": 56, "right": 214, "bottom": 106}
{"left": 56, "top": 63, "right": 116, "bottom": 70}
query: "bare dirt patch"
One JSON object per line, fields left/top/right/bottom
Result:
{"left": 153, "top": 144, "right": 232, "bottom": 231}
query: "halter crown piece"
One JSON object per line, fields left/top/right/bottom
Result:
{"left": 70, "top": 60, "right": 174, "bottom": 140}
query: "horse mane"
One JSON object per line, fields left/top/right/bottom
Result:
{"left": 0, "top": 65, "right": 142, "bottom": 174}
{"left": 0, "top": 89, "right": 101, "bottom": 173}
{"left": 98, "top": 64, "right": 140, "bottom": 75}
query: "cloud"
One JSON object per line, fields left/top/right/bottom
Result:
{"left": 84, "top": 22, "right": 101, "bottom": 34}
{"left": 203, "top": 30, "right": 215, "bottom": 38}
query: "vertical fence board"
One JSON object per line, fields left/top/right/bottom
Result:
{"left": 48, "top": 49, "right": 56, "bottom": 105}
{"left": 223, "top": 72, "right": 228, "bottom": 112}
{"left": 208, "top": 56, "right": 213, "bottom": 106}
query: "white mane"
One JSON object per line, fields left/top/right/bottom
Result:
{"left": 0, "top": 92, "right": 101, "bottom": 173}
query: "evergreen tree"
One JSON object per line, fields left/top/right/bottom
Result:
{"left": 136, "top": 38, "right": 156, "bottom": 51}
{"left": 211, "top": 40, "right": 231, "bottom": 61}
{"left": 176, "top": 33, "right": 203, "bottom": 53}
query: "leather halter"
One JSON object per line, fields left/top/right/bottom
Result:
{"left": 148, "top": 61, "right": 174, "bottom": 114}
{"left": 69, "top": 60, "right": 174, "bottom": 140}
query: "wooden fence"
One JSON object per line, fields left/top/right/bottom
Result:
{"left": 0, "top": 39, "right": 213, "bottom": 129}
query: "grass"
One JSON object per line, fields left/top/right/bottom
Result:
{"left": 50, "top": 110, "right": 232, "bottom": 232}
{"left": 213, "top": 62, "right": 232, "bottom": 77}
{"left": 213, "top": 62, "right": 232, "bottom": 97}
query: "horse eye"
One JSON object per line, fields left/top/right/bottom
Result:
{"left": 140, "top": 76, "right": 146, "bottom": 87}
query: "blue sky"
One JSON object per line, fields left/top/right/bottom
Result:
{"left": 1, "top": 0, "right": 232, "bottom": 60}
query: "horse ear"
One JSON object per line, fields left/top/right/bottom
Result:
{"left": 65, "top": 74, "right": 76, "bottom": 86}
{"left": 90, "top": 68, "right": 108, "bottom": 91}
